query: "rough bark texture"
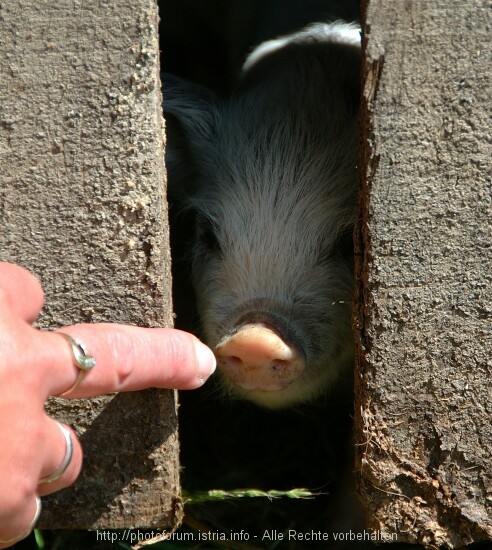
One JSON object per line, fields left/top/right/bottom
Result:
{"left": 354, "top": 0, "right": 491, "bottom": 548}
{"left": 0, "top": 0, "right": 181, "bottom": 529}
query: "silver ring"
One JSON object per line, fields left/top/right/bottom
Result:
{"left": 0, "top": 496, "right": 42, "bottom": 544}
{"left": 57, "top": 332, "right": 96, "bottom": 396}
{"left": 39, "top": 422, "right": 74, "bottom": 484}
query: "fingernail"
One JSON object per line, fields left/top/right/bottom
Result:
{"left": 194, "top": 339, "right": 216, "bottom": 384}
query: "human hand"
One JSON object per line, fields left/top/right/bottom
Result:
{"left": 0, "top": 261, "right": 216, "bottom": 547}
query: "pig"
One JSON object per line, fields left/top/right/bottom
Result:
{"left": 164, "top": 21, "right": 360, "bottom": 408}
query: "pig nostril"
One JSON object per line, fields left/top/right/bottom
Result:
{"left": 271, "top": 360, "right": 290, "bottom": 374}
{"left": 220, "top": 355, "right": 243, "bottom": 369}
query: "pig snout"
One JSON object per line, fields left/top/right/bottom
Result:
{"left": 215, "top": 323, "right": 305, "bottom": 392}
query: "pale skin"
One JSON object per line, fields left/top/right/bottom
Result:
{"left": 0, "top": 262, "right": 216, "bottom": 547}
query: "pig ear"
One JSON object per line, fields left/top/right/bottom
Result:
{"left": 162, "top": 73, "right": 219, "bottom": 198}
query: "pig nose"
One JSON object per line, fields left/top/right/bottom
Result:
{"left": 215, "top": 323, "right": 305, "bottom": 392}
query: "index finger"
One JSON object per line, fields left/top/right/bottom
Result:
{"left": 40, "top": 325, "right": 216, "bottom": 398}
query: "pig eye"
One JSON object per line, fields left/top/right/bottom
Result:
{"left": 317, "top": 231, "right": 354, "bottom": 264}
{"left": 196, "top": 215, "right": 221, "bottom": 252}
{"left": 334, "top": 230, "right": 354, "bottom": 257}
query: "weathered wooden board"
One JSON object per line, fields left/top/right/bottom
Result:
{"left": 355, "top": 0, "right": 491, "bottom": 547}
{"left": 0, "top": 0, "right": 180, "bottom": 529}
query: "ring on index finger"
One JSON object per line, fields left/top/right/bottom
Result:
{"left": 56, "top": 332, "right": 96, "bottom": 397}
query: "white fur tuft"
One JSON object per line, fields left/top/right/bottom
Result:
{"left": 243, "top": 21, "right": 361, "bottom": 73}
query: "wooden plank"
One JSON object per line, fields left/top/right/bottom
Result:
{"left": 0, "top": 0, "right": 180, "bottom": 529}
{"left": 355, "top": 0, "right": 492, "bottom": 547}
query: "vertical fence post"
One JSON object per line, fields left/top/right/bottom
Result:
{"left": 355, "top": 1, "right": 492, "bottom": 546}
{"left": 0, "top": 0, "right": 181, "bottom": 528}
